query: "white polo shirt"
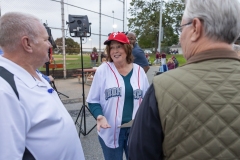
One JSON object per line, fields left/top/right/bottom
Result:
{"left": 0, "top": 56, "right": 85, "bottom": 160}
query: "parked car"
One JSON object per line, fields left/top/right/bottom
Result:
{"left": 144, "top": 50, "right": 152, "bottom": 54}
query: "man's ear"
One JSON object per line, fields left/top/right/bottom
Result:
{"left": 190, "top": 18, "right": 203, "bottom": 42}
{"left": 21, "top": 36, "right": 33, "bottom": 53}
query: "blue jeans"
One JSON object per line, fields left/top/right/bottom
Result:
{"left": 98, "top": 128, "right": 130, "bottom": 160}
{"left": 91, "top": 60, "right": 96, "bottom": 67}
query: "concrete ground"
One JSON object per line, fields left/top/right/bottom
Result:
{"left": 54, "top": 66, "right": 159, "bottom": 160}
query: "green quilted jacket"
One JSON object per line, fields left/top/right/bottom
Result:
{"left": 153, "top": 49, "right": 240, "bottom": 160}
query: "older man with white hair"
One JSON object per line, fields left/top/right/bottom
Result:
{"left": 0, "top": 12, "right": 85, "bottom": 160}
{"left": 128, "top": 0, "right": 240, "bottom": 159}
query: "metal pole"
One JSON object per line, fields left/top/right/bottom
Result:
{"left": 0, "top": 0, "right": 1, "bottom": 17}
{"left": 112, "top": 11, "right": 114, "bottom": 32}
{"left": 158, "top": 0, "right": 163, "bottom": 52}
{"left": 61, "top": 0, "right": 66, "bottom": 78}
{"left": 123, "top": 0, "right": 125, "bottom": 31}
{"left": 99, "top": 0, "right": 101, "bottom": 64}
{"left": 126, "top": 0, "right": 128, "bottom": 31}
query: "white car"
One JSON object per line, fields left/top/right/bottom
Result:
{"left": 144, "top": 50, "right": 152, "bottom": 54}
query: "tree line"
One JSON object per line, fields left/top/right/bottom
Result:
{"left": 128, "top": 0, "right": 184, "bottom": 52}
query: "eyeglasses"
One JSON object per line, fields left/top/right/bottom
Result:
{"left": 176, "top": 21, "right": 192, "bottom": 35}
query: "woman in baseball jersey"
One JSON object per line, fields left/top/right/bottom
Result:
{"left": 87, "top": 32, "right": 149, "bottom": 160}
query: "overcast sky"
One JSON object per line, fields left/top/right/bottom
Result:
{"left": 2, "top": 0, "right": 132, "bottom": 51}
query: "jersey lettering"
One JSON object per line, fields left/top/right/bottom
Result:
{"left": 133, "top": 89, "right": 143, "bottom": 99}
{"left": 105, "top": 87, "right": 122, "bottom": 100}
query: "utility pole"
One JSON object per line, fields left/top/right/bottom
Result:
{"left": 99, "top": 0, "right": 101, "bottom": 62}
{"left": 0, "top": 0, "right": 1, "bottom": 17}
{"left": 158, "top": 0, "right": 163, "bottom": 52}
{"left": 123, "top": 0, "right": 125, "bottom": 31}
{"left": 112, "top": 11, "right": 114, "bottom": 32}
{"left": 118, "top": 0, "right": 125, "bottom": 31}
{"left": 61, "top": 0, "right": 66, "bottom": 78}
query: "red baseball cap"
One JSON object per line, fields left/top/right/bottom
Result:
{"left": 104, "top": 32, "right": 130, "bottom": 45}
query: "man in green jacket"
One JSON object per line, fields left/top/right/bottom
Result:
{"left": 128, "top": 0, "right": 240, "bottom": 159}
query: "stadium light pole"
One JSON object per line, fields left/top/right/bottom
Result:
{"left": 158, "top": 0, "right": 163, "bottom": 52}
{"left": 117, "top": 0, "right": 125, "bottom": 31}
{"left": 99, "top": 0, "right": 101, "bottom": 64}
{"left": 61, "top": 0, "right": 66, "bottom": 78}
{"left": 0, "top": 1, "right": 1, "bottom": 17}
{"left": 112, "top": 11, "right": 117, "bottom": 32}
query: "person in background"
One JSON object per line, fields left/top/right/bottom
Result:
{"left": 96, "top": 51, "right": 99, "bottom": 63}
{"left": 90, "top": 47, "right": 97, "bottom": 67}
{"left": 159, "top": 52, "right": 168, "bottom": 72}
{"left": 145, "top": 53, "right": 149, "bottom": 60}
{"left": 127, "top": 32, "right": 150, "bottom": 73}
{"left": 0, "top": 47, "right": 3, "bottom": 56}
{"left": 87, "top": 32, "right": 149, "bottom": 160}
{"left": 172, "top": 56, "right": 179, "bottom": 68}
{"left": 101, "top": 57, "right": 107, "bottom": 63}
{"left": 155, "top": 51, "right": 160, "bottom": 64}
{"left": 101, "top": 51, "right": 107, "bottom": 62}
{"left": 0, "top": 12, "right": 85, "bottom": 160}
{"left": 128, "top": 0, "right": 240, "bottom": 159}
{"left": 166, "top": 58, "right": 175, "bottom": 70}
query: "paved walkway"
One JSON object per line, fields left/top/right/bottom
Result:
{"left": 54, "top": 66, "right": 159, "bottom": 160}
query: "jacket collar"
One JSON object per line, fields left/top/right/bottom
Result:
{"left": 185, "top": 49, "right": 240, "bottom": 65}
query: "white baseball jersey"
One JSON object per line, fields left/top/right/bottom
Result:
{"left": 86, "top": 62, "right": 149, "bottom": 148}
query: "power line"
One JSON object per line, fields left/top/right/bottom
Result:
{"left": 50, "top": 0, "right": 123, "bottom": 21}
{"left": 49, "top": 27, "right": 108, "bottom": 37}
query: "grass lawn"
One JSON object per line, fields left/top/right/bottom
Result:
{"left": 39, "top": 54, "right": 187, "bottom": 71}
{"left": 39, "top": 54, "right": 93, "bottom": 71}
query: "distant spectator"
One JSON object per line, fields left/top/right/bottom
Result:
{"left": 156, "top": 51, "right": 160, "bottom": 64}
{"left": 0, "top": 47, "right": 3, "bottom": 56}
{"left": 100, "top": 51, "right": 107, "bottom": 62}
{"left": 167, "top": 58, "right": 175, "bottom": 70}
{"left": 159, "top": 52, "right": 168, "bottom": 72}
{"left": 101, "top": 57, "right": 107, "bottom": 64}
{"left": 172, "top": 56, "right": 179, "bottom": 68}
{"left": 145, "top": 53, "right": 149, "bottom": 61}
{"left": 96, "top": 52, "right": 99, "bottom": 63}
{"left": 90, "top": 47, "right": 97, "bottom": 67}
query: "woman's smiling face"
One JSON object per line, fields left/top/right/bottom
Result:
{"left": 109, "top": 41, "right": 127, "bottom": 64}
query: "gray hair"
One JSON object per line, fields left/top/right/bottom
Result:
{"left": 183, "top": 0, "right": 240, "bottom": 44}
{"left": 0, "top": 12, "right": 42, "bottom": 51}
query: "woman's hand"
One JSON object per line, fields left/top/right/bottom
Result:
{"left": 96, "top": 115, "right": 111, "bottom": 132}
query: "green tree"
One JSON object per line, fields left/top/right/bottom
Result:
{"left": 55, "top": 38, "right": 80, "bottom": 55}
{"left": 128, "top": 0, "right": 184, "bottom": 52}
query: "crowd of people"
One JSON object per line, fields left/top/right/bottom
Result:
{"left": 1, "top": 0, "right": 240, "bottom": 159}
